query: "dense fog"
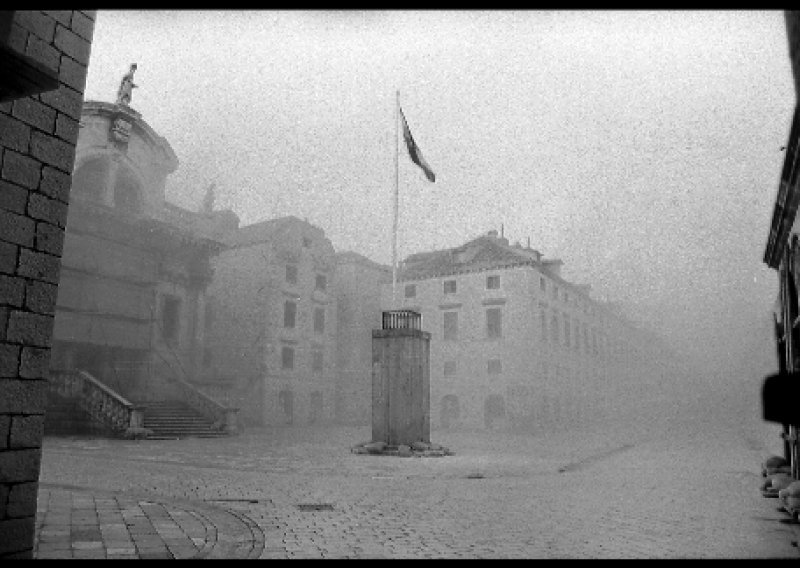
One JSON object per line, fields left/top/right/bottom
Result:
{"left": 56, "top": 10, "right": 794, "bottom": 437}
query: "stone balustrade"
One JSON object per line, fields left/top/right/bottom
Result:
{"left": 48, "top": 369, "right": 146, "bottom": 436}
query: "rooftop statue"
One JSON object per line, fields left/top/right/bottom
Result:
{"left": 202, "top": 183, "right": 216, "bottom": 213}
{"left": 116, "top": 63, "right": 138, "bottom": 106}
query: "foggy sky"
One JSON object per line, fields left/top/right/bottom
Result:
{"left": 82, "top": 10, "right": 794, "bottom": 385}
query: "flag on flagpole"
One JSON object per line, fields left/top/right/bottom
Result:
{"left": 399, "top": 107, "right": 436, "bottom": 183}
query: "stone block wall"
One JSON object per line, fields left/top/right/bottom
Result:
{"left": 787, "top": 11, "right": 800, "bottom": 99}
{"left": 0, "top": 10, "right": 95, "bottom": 559}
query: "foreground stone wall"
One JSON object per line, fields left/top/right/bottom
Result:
{"left": 787, "top": 11, "right": 800, "bottom": 99}
{"left": 0, "top": 10, "right": 95, "bottom": 558}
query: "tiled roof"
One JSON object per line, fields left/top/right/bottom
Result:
{"left": 336, "top": 250, "right": 391, "bottom": 272}
{"left": 229, "top": 215, "right": 324, "bottom": 247}
{"left": 399, "top": 234, "right": 541, "bottom": 280}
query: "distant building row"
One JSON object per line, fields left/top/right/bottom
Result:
{"left": 51, "top": 97, "right": 686, "bottom": 432}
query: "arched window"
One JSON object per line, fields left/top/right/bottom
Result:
{"left": 484, "top": 395, "right": 506, "bottom": 429}
{"left": 71, "top": 157, "right": 108, "bottom": 203}
{"left": 113, "top": 165, "right": 142, "bottom": 214}
{"left": 550, "top": 313, "right": 560, "bottom": 344}
{"left": 440, "top": 395, "right": 460, "bottom": 428}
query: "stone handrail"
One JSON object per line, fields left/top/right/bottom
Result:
{"left": 166, "top": 375, "right": 240, "bottom": 434}
{"left": 48, "top": 369, "right": 146, "bottom": 436}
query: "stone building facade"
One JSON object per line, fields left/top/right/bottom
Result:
{"left": 384, "top": 229, "right": 682, "bottom": 432}
{"left": 47, "top": 99, "right": 228, "bottom": 405}
{"left": 334, "top": 251, "right": 390, "bottom": 425}
{"left": 205, "top": 216, "right": 338, "bottom": 426}
{"left": 0, "top": 10, "right": 96, "bottom": 559}
{"left": 762, "top": 10, "right": 800, "bottom": 481}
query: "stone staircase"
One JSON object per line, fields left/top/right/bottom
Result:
{"left": 142, "top": 400, "right": 230, "bottom": 439}
{"left": 45, "top": 390, "right": 117, "bottom": 437}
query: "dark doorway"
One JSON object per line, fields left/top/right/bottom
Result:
{"left": 309, "top": 391, "right": 322, "bottom": 423}
{"left": 440, "top": 395, "right": 460, "bottom": 429}
{"left": 484, "top": 394, "right": 506, "bottom": 429}
{"left": 278, "top": 389, "right": 294, "bottom": 424}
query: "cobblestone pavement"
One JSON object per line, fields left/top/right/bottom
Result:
{"left": 35, "top": 396, "right": 800, "bottom": 559}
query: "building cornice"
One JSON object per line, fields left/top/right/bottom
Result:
{"left": 765, "top": 103, "right": 800, "bottom": 269}
{"left": 81, "top": 100, "right": 179, "bottom": 174}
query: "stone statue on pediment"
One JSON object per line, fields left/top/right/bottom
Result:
{"left": 116, "top": 63, "right": 138, "bottom": 106}
{"left": 201, "top": 183, "right": 216, "bottom": 213}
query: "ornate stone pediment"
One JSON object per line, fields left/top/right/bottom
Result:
{"left": 110, "top": 116, "right": 132, "bottom": 147}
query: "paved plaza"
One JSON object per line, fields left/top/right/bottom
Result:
{"left": 34, "top": 394, "right": 800, "bottom": 559}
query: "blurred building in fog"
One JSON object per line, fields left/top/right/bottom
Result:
{"left": 48, "top": 97, "right": 684, "bottom": 438}
{"left": 203, "top": 216, "right": 338, "bottom": 426}
{"left": 48, "top": 99, "right": 239, "bottom": 436}
{"left": 383, "top": 229, "right": 682, "bottom": 432}
{"left": 334, "top": 251, "right": 391, "bottom": 425}
{"left": 51, "top": 101, "right": 222, "bottom": 396}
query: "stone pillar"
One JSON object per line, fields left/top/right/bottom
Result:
{"left": 371, "top": 310, "right": 430, "bottom": 446}
{"left": 0, "top": 10, "right": 95, "bottom": 558}
{"left": 103, "top": 154, "right": 121, "bottom": 208}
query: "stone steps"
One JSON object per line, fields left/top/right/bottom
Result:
{"left": 141, "top": 400, "right": 229, "bottom": 439}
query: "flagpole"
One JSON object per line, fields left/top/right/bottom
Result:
{"left": 392, "top": 90, "right": 400, "bottom": 308}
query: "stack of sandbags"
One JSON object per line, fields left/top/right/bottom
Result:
{"left": 778, "top": 480, "right": 800, "bottom": 518}
{"left": 761, "top": 472, "right": 794, "bottom": 497}
{"left": 762, "top": 455, "right": 791, "bottom": 477}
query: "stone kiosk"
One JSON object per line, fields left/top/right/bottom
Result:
{"left": 352, "top": 310, "right": 450, "bottom": 457}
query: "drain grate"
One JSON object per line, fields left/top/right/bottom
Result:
{"left": 296, "top": 503, "right": 334, "bottom": 512}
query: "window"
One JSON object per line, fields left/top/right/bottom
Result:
{"left": 303, "top": 236, "right": 312, "bottom": 248}
{"left": 283, "top": 300, "right": 296, "bottom": 328}
{"left": 204, "top": 302, "right": 215, "bottom": 332}
{"left": 404, "top": 284, "right": 416, "bottom": 298}
{"left": 162, "top": 295, "right": 181, "bottom": 344}
{"left": 487, "top": 359, "right": 502, "bottom": 374}
{"left": 574, "top": 320, "right": 581, "bottom": 352}
{"left": 309, "top": 391, "right": 322, "bottom": 422}
{"left": 551, "top": 314, "right": 560, "bottom": 344}
{"left": 312, "top": 349, "right": 323, "bottom": 374}
{"left": 309, "top": 390, "right": 322, "bottom": 422}
{"left": 553, "top": 285, "right": 559, "bottom": 301}
{"left": 584, "top": 327, "right": 590, "bottom": 352}
{"left": 540, "top": 276, "right": 546, "bottom": 292}
{"left": 540, "top": 311, "right": 547, "bottom": 342}
{"left": 486, "top": 275, "right": 500, "bottom": 290}
{"left": 443, "top": 311, "right": 458, "bottom": 340}
{"left": 564, "top": 317, "right": 571, "bottom": 348}
{"left": 315, "top": 274, "right": 327, "bottom": 292}
{"left": 285, "top": 264, "right": 298, "bottom": 284}
{"left": 444, "top": 360, "right": 457, "bottom": 376}
{"left": 281, "top": 346, "right": 294, "bottom": 370}
{"left": 486, "top": 308, "right": 502, "bottom": 339}
{"left": 72, "top": 157, "right": 108, "bottom": 203}
{"left": 564, "top": 292, "right": 569, "bottom": 304}
{"left": 443, "top": 279, "right": 457, "bottom": 294}
{"left": 313, "top": 307, "right": 325, "bottom": 334}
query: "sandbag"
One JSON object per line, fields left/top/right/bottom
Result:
{"left": 784, "top": 480, "right": 800, "bottom": 498}
{"left": 762, "top": 473, "right": 793, "bottom": 492}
